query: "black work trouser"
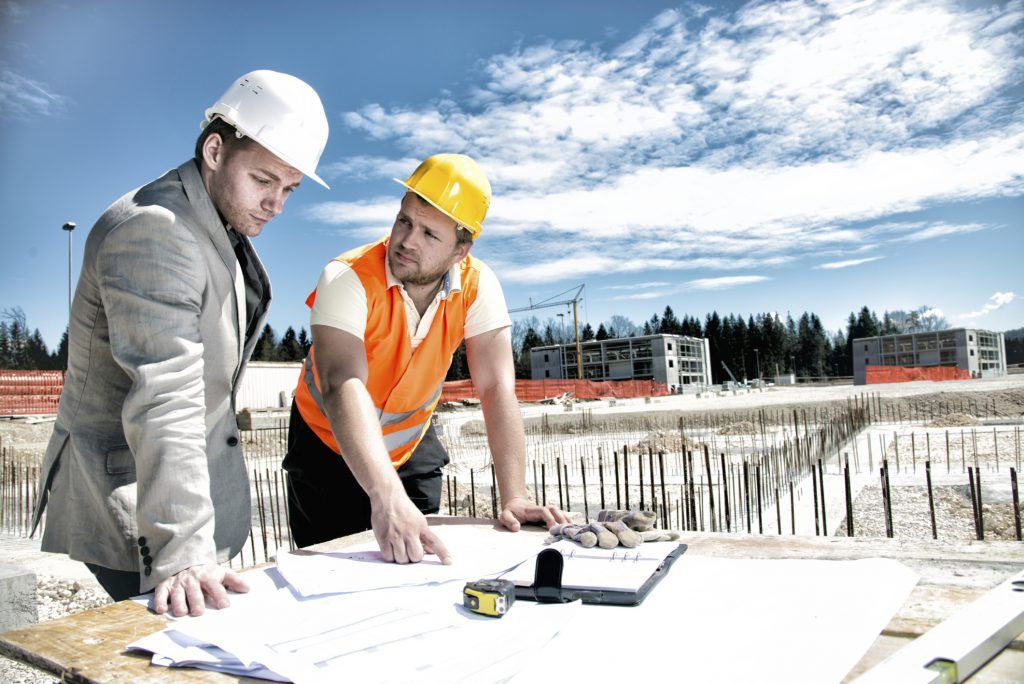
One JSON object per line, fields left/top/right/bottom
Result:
{"left": 282, "top": 401, "right": 449, "bottom": 549}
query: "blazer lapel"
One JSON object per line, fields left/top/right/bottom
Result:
{"left": 177, "top": 161, "right": 246, "bottom": 364}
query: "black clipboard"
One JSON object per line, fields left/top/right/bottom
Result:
{"left": 511, "top": 543, "right": 686, "bottom": 606}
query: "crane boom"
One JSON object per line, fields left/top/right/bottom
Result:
{"left": 508, "top": 284, "right": 586, "bottom": 380}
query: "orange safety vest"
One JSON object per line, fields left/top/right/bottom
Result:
{"left": 293, "top": 237, "right": 482, "bottom": 468}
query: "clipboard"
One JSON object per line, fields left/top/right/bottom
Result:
{"left": 510, "top": 543, "right": 686, "bottom": 606}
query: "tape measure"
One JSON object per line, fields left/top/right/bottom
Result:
{"left": 463, "top": 579, "right": 516, "bottom": 617}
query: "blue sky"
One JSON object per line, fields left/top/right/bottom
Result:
{"left": 1, "top": 0, "right": 1022, "bottom": 350}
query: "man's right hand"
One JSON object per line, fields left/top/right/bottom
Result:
{"left": 151, "top": 563, "right": 249, "bottom": 617}
{"left": 370, "top": 492, "right": 453, "bottom": 565}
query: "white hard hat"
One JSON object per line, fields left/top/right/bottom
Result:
{"left": 203, "top": 70, "right": 330, "bottom": 189}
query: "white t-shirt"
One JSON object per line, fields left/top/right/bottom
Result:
{"left": 310, "top": 253, "right": 511, "bottom": 350}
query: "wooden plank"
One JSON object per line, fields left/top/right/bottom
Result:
{"left": 2, "top": 519, "right": 1022, "bottom": 682}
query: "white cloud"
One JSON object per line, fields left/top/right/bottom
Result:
{"left": 603, "top": 282, "right": 670, "bottom": 290}
{"left": 956, "top": 291, "right": 1017, "bottom": 320}
{"left": 816, "top": 256, "right": 884, "bottom": 270}
{"left": 0, "top": 67, "right": 71, "bottom": 119}
{"left": 310, "top": 0, "right": 1024, "bottom": 285}
{"left": 610, "top": 291, "right": 668, "bottom": 301}
{"left": 683, "top": 275, "right": 770, "bottom": 291}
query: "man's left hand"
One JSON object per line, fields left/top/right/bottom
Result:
{"left": 498, "top": 496, "right": 571, "bottom": 532}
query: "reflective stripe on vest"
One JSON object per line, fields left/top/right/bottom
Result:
{"left": 300, "top": 356, "right": 442, "bottom": 455}
{"left": 293, "top": 237, "right": 481, "bottom": 468}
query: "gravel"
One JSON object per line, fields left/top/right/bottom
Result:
{"left": 1, "top": 576, "right": 112, "bottom": 683}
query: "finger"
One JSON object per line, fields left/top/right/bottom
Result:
{"left": 169, "top": 581, "right": 189, "bottom": 618}
{"left": 499, "top": 509, "right": 521, "bottom": 532}
{"left": 222, "top": 570, "right": 250, "bottom": 594}
{"left": 185, "top": 575, "right": 206, "bottom": 617}
{"left": 406, "top": 534, "right": 425, "bottom": 564}
{"left": 534, "top": 505, "right": 557, "bottom": 528}
{"left": 551, "top": 505, "right": 572, "bottom": 524}
{"left": 152, "top": 583, "right": 169, "bottom": 614}
{"left": 422, "top": 530, "right": 453, "bottom": 565}
{"left": 391, "top": 537, "right": 410, "bottom": 565}
{"left": 202, "top": 574, "right": 231, "bottom": 610}
{"left": 376, "top": 531, "right": 395, "bottom": 563}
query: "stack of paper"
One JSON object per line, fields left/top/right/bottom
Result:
{"left": 129, "top": 529, "right": 572, "bottom": 683}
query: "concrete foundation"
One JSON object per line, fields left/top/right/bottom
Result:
{"left": 0, "top": 564, "right": 37, "bottom": 632}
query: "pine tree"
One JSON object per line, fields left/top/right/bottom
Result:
{"left": 297, "top": 327, "right": 311, "bottom": 355}
{"left": 253, "top": 324, "right": 278, "bottom": 361}
{"left": 51, "top": 327, "right": 69, "bottom": 369}
{"left": 660, "top": 306, "right": 681, "bottom": 335}
{"left": 516, "top": 327, "right": 543, "bottom": 378}
{"left": 595, "top": 323, "right": 609, "bottom": 341}
{"left": 580, "top": 323, "right": 595, "bottom": 341}
{"left": 25, "top": 329, "right": 50, "bottom": 369}
{"left": 0, "top": 322, "right": 10, "bottom": 368}
{"left": 278, "top": 326, "right": 303, "bottom": 361}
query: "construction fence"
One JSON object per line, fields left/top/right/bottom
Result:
{"left": 440, "top": 378, "right": 671, "bottom": 403}
{"left": 0, "top": 371, "right": 64, "bottom": 415}
{"left": 865, "top": 365, "right": 972, "bottom": 385}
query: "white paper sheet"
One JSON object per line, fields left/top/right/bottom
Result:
{"left": 131, "top": 578, "right": 581, "bottom": 684}
{"left": 276, "top": 524, "right": 546, "bottom": 596}
{"left": 510, "top": 555, "right": 919, "bottom": 684}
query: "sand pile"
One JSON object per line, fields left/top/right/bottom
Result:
{"left": 718, "top": 420, "right": 757, "bottom": 435}
{"left": 927, "top": 413, "right": 980, "bottom": 427}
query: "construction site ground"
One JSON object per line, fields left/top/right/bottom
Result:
{"left": 1, "top": 374, "right": 1023, "bottom": 682}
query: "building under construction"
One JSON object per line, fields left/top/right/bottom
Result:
{"left": 852, "top": 327, "right": 1007, "bottom": 385}
{"left": 530, "top": 333, "right": 712, "bottom": 392}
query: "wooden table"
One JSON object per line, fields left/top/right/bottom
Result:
{"left": 2, "top": 517, "right": 1022, "bottom": 682}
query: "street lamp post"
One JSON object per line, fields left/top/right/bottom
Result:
{"left": 556, "top": 313, "right": 566, "bottom": 377}
{"left": 754, "top": 348, "right": 761, "bottom": 385}
{"left": 62, "top": 222, "right": 76, "bottom": 328}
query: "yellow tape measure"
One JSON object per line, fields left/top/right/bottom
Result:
{"left": 463, "top": 579, "right": 516, "bottom": 617}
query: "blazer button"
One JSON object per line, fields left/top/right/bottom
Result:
{"left": 140, "top": 546, "right": 150, "bottom": 556}
{"left": 144, "top": 566, "right": 152, "bottom": 577}
{"left": 227, "top": 435, "right": 239, "bottom": 447}
{"left": 143, "top": 556, "right": 152, "bottom": 565}
{"left": 138, "top": 537, "right": 147, "bottom": 546}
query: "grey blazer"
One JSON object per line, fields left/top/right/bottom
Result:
{"left": 34, "top": 160, "right": 270, "bottom": 592}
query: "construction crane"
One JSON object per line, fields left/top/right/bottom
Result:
{"left": 508, "top": 284, "right": 586, "bottom": 380}
{"left": 720, "top": 361, "right": 739, "bottom": 388}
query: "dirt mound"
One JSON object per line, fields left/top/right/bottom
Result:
{"left": 631, "top": 430, "right": 702, "bottom": 454}
{"left": 718, "top": 420, "right": 756, "bottom": 435}
{"left": 927, "top": 412, "right": 980, "bottom": 427}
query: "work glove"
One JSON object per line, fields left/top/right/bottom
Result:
{"left": 597, "top": 509, "right": 682, "bottom": 542}
{"left": 547, "top": 511, "right": 680, "bottom": 549}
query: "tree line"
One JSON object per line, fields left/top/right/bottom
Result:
{"left": 4, "top": 306, "right": 1020, "bottom": 382}
{"left": 0, "top": 308, "right": 68, "bottom": 370}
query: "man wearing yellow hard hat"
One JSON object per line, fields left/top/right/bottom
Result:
{"left": 285, "top": 154, "right": 570, "bottom": 562}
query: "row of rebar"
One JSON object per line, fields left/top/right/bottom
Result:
{"left": 3, "top": 394, "right": 1019, "bottom": 572}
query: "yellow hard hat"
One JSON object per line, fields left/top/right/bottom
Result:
{"left": 394, "top": 154, "right": 491, "bottom": 239}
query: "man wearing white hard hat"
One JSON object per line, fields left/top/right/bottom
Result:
{"left": 32, "top": 70, "right": 329, "bottom": 616}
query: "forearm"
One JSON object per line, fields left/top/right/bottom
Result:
{"left": 321, "top": 377, "right": 402, "bottom": 504}
{"left": 479, "top": 382, "right": 528, "bottom": 505}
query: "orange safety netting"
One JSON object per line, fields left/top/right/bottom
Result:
{"left": 0, "top": 370, "right": 65, "bottom": 415}
{"left": 864, "top": 365, "right": 971, "bottom": 384}
{"left": 440, "top": 378, "right": 671, "bottom": 403}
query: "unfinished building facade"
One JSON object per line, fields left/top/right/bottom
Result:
{"left": 530, "top": 334, "right": 712, "bottom": 392}
{"left": 852, "top": 328, "right": 1007, "bottom": 385}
